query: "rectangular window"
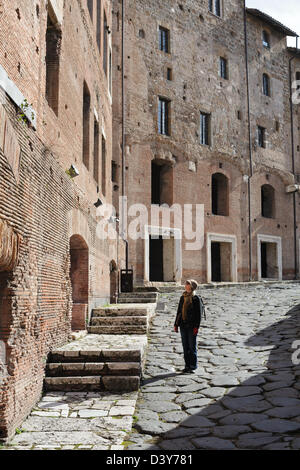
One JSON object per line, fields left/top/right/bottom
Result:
{"left": 258, "top": 126, "right": 265, "bottom": 148}
{"left": 262, "top": 31, "right": 270, "bottom": 48}
{"left": 296, "top": 71, "right": 300, "bottom": 90}
{"left": 82, "top": 82, "right": 91, "bottom": 168}
{"left": 209, "top": 0, "right": 221, "bottom": 17}
{"left": 88, "top": 0, "right": 93, "bottom": 22}
{"left": 159, "top": 26, "right": 170, "bottom": 53}
{"left": 96, "top": 0, "right": 101, "bottom": 50}
{"left": 45, "top": 14, "right": 61, "bottom": 115}
{"left": 103, "top": 11, "right": 108, "bottom": 75}
{"left": 167, "top": 67, "right": 172, "bottom": 81}
{"left": 219, "top": 57, "right": 228, "bottom": 79}
{"left": 158, "top": 98, "right": 170, "bottom": 136}
{"left": 200, "top": 112, "right": 210, "bottom": 146}
{"left": 263, "top": 74, "right": 270, "bottom": 96}
{"left": 112, "top": 161, "right": 118, "bottom": 183}
{"left": 93, "top": 119, "right": 99, "bottom": 184}
{"left": 102, "top": 135, "right": 106, "bottom": 196}
{"left": 109, "top": 50, "right": 112, "bottom": 95}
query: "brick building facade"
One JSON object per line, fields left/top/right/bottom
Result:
{"left": 112, "top": 0, "right": 300, "bottom": 286}
{"left": 0, "top": 0, "right": 125, "bottom": 440}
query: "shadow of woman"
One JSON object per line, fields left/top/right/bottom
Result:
{"left": 143, "top": 303, "right": 300, "bottom": 450}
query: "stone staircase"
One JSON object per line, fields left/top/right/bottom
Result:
{"left": 44, "top": 349, "right": 141, "bottom": 392}
{"left": 88, "top": 304, "right": 156, "bottom": 335}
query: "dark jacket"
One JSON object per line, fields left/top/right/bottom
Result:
{"left": 174, "top": 294, "right": 202, "bottom": 329}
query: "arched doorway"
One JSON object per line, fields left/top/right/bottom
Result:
{"left": 70, "top": 235, "right": 89, "bottom": 331}
{"left": 110, "top": 260, "right": 118, "bottom": 304}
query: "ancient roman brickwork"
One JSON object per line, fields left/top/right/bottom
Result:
{"left": 0, "top": 1, "right": 125, "bottom": 440}
{"left": 112, "top": 0, "right": 300, "bottom": 285}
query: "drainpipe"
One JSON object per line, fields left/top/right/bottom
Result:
{"left": 289, "top": 36, "right": 299, "bottom": 279}
{"left": 244, "top": 2, "right": 254, "bottom": 281}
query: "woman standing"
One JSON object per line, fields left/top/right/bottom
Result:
{"left": 174, "top": 280, "right": 201, "bottom": 374}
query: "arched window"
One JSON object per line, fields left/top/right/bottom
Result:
{"left": 263, "top": 73, "right": 270, "bottom": 97}
{"left": 212, "top": 173, "right": 229, "bottom": 216}
{"left": 261, "top": 184, "right": 275, "bottom": 218}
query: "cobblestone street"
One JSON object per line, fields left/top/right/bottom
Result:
{"left": 126, "top": 283, "right": 300, "bottom": 450}
{"left": 2, "top": 282, "right": 300, "bottom": 451}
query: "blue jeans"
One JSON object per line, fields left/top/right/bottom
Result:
{"left": 180, "top": 324, "right": 198, "bottom": 370}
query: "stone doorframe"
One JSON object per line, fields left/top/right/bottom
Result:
{"left": 257, "top": 234, "right": 282, "bottom": 281}
{"left": 206, "top": 233, "right": 238, "bottom": 283}
{"left": 144, "top": 225, "right": 182, "bottom": 283}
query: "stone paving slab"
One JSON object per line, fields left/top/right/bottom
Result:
{"left": 3, "top": 391, "right": 138, "bottom": 450}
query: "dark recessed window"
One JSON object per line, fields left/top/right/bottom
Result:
{"left": 159, "top": 26, "right": 170, "bottom": 53}
{"left": 167, "top": 67, "right": 172, "bottom": 81}
{"left": 296, "top": 71, "right": 300, "bottom": 90}
{"left": 200, "top": 112, "right": 210, "bottom": 146}
{"left": 263, "top": 73, "right": 270, "bottom": 96}
{"left": 158, "top": 97, "right": 170, "bottom": 136}
{"left": 209, "top": 0, "right": 221, "bottom": 17}
{"left": 262, "top": 30, "right": 270, "bottom": 48}
{"left": 258, "top": 126, "right": 266, "bottom": 148}
{"left": 219, "top": 57, "right": 228, "bottom": 79}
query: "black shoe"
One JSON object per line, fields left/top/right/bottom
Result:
{"left": 181, "top": 367, "right": 190, "bottom": 374}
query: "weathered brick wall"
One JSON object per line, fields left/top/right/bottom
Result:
{"left": 0, "top": 0, "right": 125, "bottom": 440}
{"left": 112, "top": 0, "right": 298, "bottom": 284}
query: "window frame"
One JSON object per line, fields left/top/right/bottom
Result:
{"left": 262, "top": 73, "right": 271, "bottom": 97}
{"left": 257, "top": 126, "right": 266, "bottom": 149}
{"left": 262, "top": 30, "right": 270, "bottom": 49}
{"left": 219, "top": 57, "right": 228, "bottom": 80}
{"left": 159, "top": 26, "right": 170, "bottom": 53}
{"left": 158, "top": 97, "right": 171, "bottom": 136}
{"left": 209, "top": 0, "right": 222, "bottom": 18}
{"left": 200, "top": 112, "right": 211, "bottom": 146}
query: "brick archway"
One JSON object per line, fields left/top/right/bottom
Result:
{"left": 70, "top": 235, "right": 89, "bottom": 331}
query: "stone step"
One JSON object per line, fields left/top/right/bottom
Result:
{"left": 119, "top": 291, "right": 158, "bottom": 298}
{"left": 92, "top": 307, "right": 150, "bottom": 317}
{"left": 46, "top": 362, "right": 141, "bottom": 377}
{"left": 117, "top": 298, "right": 157, "bottom": 304}
{"left": 44, "top": 375, "right": 140, "bottom": 392}
{"left": 92, "top": 308, "right": 147, "bottom": 318}
{"left": 90, "top": 316, "right": 147, "bottom": 327}
{"left": 49, "top": 349, "right": 142, "bottom": 363}
{"left": 88, "top": 325, "right": 147, "bottom": 335}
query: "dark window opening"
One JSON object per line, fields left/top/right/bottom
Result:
{"left": 45, "top": 14, "right": 62, "bottom": 115}
{"left": 93, "top": 119, "right": 99, "bottom": 184}
{"left": 149, "top": 236, "right": 164, "bottom": 281}
{"left": 151, "top": 160, "right": 173, "bottom": 205}
{"left": 102, "top": 135, "right": 106, "bottom": 196}
{"left": 103, "top": 11, "right": 108, "bottom": 75}
{"left": 258, "top": 126, "right": 266, "bottom": 148}
{"left": 262, "top": 30, "right": 270, "bottom": 48}
{"left": 87, "top": 0, "right": 93, "bottom": 21}
{"left": 167, "top": 67, "right": 172, "bottom": 81}
{"left": 112, "top": 161, "right": 118, "bottom": 183}
{"left": 159, "top": 26, "right": 170, "bottom": 53}
{"left": 96, "top": 0, "right": 101, "bottom": 50}
{"left": 220, "top": 57, "right": 228, "bottom": 79}
{"left": 261, "top": 184, "right": 275, "bottom": 218}
{"left": 212, "top": 172, "right": 229, "bottom": 216}
{"left": 158, "top": 97, "right": 170, "bottom": 136}
{"left": 200, "top": 112, "right": 210, "bottom": 145}
{"left": 209, "top": 0, "right": 221, "bottom": 16}
{"left": 296, "top": 71, "right": 300, "bottom": 90}
{"left": 263, "top": 73, "right": 270, "bottom": 96}
{"left": 82, "top": 82, "right": 91, "bottom": 169}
